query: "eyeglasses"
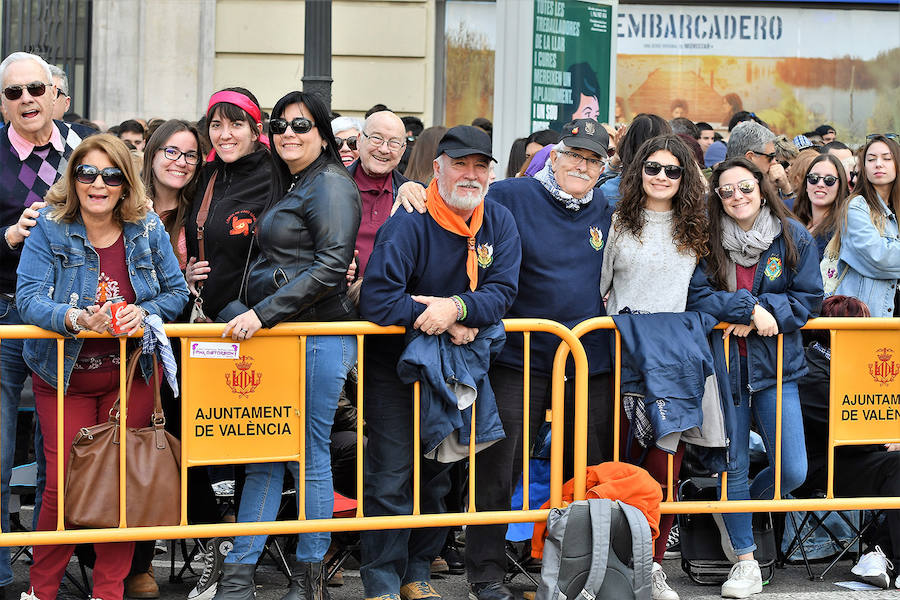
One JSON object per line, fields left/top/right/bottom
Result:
{"left": 715, "top": 179, "right": 757, "bottom": 200}
{"left": 643, "top": 160, "right": 684, "bottom": 179}
{"left": 2, "top": 81, "right": 51, "bottom": 101}
{"left": 161, "top": 146, "right": 200, "bottom": 165}
{"left": 269, "top": 117, "right": 313, "bottom": 135}
{"left": 867, "top": 133, "right": 899, "bottom": 141}
{"left": 751, "top": 150, "right": 777, "bottom": 162}
{"left": 806, "top": 173, "right": 838, "bottom": 186}
{"left": 558, "top": 149, "right": 602, "bottom": 168}
{"left": 363, "top": 131, "right": 405, "bottom": 151}
{"left": 336, "top": 136, "right": 357, "bottom": 150}
{"left": 74, "top": 164, "right": 125, "bottom": 187}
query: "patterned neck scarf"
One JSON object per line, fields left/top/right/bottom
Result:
{"left": 534, "top": 162, "right": 593, "bottom": 211}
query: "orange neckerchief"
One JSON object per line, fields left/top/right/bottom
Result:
{"left": 425, "top": 179, "right": 484, "bottom": 291}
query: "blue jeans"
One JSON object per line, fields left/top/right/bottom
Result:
{"left": 227, "top": 335, "right": 356, "bottom": 564}
{"left": 721, "top": 357, "right": 808, "bottom": 555}
{"left": 0, "top": 297, "right": 30, "bottom": 586}
{"left": 359, "top": 357, "right": 455, "bottom": 597}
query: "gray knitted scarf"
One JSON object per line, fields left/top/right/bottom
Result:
{"left": 721, "top": 205, "right": 781, "bottom": 289}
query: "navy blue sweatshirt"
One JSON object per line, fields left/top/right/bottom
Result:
{"left": 360, "top": 199, "right": 521, "bottom": 367}
{"left": 486, "top": 177, "right": 614, "bottom": 375}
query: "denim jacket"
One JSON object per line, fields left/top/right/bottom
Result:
{"left": 834, "top": 194, "right": 900, "bottom": 317}
{"left": 15, "top": 208, "right": 189, "bottom": 391}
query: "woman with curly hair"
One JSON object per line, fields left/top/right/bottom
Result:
{"left": 599, "top": 133, "right": 708, "bottom": 600}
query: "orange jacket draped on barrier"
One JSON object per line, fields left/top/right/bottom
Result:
{"left": 531, "top": 461, "right": 663, "bottom": 559}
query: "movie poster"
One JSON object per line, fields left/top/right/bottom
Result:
{"left": 530, "top": 0, "right": 616, "bottom": 132}
{"left": 616, "top": 5, "right": 900, "bottom": 141}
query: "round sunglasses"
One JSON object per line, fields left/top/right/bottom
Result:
{"left": 2, "top": 81, "right": 51, "bottom": 101}
{"left": 74, "top": 164, "right": 125, "bottom": 187}
{"left": 643, "top": 161, "right": 684, "bottom": 180}
{"left": 806, "top": 173, "right": 838, "bottom": 187}
{"left": 715, "top": 179, "right": 757, "bottom": 200}
{"left": 269, "top": 117, "right": 314, "bottom": 135}
{"left": 336, "top": 136, "right": 358, "bottom": 150}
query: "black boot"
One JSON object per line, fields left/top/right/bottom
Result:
{"left": 281, "top": 561, "right": 330, "bottom": 600}
{"left": 212, "top": 563, "right": 256, "bottom": 600}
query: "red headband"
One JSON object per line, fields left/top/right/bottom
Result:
{"left": 205, "top": 90, "right": 269, "bottom": 160}
{"left": 207, "top": 91, "right": 262, "bottom": 125}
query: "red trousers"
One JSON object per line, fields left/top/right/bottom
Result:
{"left": 619, "top": 409, "right": 685, "bottom": 564}
{"left": 31, "top": 368, "right": 155, "bottom": 600}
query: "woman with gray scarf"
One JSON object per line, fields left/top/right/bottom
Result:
{"left": 687, "top": 157, "right": 823, "bottom": 599}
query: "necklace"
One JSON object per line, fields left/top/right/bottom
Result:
{"left": 88, "top": 226, "right": 123, "bottom": 249}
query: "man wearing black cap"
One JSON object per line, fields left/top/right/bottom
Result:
{"left": 358, "top": 125, "right": 522, "bottom": 600}
{"left": 464, "top": 119, "right": 616, "bottom": 600}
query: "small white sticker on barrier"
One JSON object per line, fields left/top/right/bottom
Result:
{"left": 189, "top": 341, "right": 240, "bottom": 359}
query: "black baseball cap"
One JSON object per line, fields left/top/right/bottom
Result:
{"left": 435, "top": 125, "right": 495, "bottom": 162}
{"left": 560, "top": 119, "right": 610, "bottom": 158}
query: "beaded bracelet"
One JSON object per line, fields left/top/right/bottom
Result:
{"left": 451, "top": 295, "right": 467, "bottom": 321}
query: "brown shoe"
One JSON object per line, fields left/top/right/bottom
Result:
{"left": 125, "top": 565, "right": 160, "bottom": 599}
{"left": 430, "top": 557, "right": 449, "bottom": 574}
{"left": 400, "top": 581, "right": 441, "bottom": 600}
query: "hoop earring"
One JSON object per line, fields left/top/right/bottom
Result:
{"left": 761, "top": 196, "right": 767, "bottom": 206}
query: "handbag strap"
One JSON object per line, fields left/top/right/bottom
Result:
{"left": 114, "top": 350, "right": 165, "bottom": 423}
{"left": 194, "top": 171, "right": 218, "bottom": 290}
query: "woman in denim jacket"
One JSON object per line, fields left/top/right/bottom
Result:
{"left": 687, "top": 158, "right": 822, "bottom": 599}
{"left": 15, "top": 134, "right": 188, "bottom": 600}
{"left": 832, "top": 135, "right": 900, "bottom": 317}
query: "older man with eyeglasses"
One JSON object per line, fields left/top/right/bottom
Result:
{"left": 726, "top": 120, "right": 795, "bottom": 208}
{"left": 0, "top": 51, "right": 93, "bottom": 599}
{"left": 346, "top": 110, "right": 411, "bottom": 282}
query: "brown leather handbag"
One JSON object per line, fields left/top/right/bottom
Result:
{"left": 64, "top": 352, "right": 181, "bottom": 528}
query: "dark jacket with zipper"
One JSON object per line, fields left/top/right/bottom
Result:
{"left": 243, "top": 155, "right": 361, "bottom": 327}
{"left": 186, "top": 147, "right": 272, "bottom": 320}
{"left": 686, "top": 218, "right": 823, "bottom": 398}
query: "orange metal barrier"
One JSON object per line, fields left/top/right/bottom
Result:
{"left": 0, "top": 319, "right": 587, "bottom": 546}
{"left": 558, "top": 316, "right": 900, "bottom": 515}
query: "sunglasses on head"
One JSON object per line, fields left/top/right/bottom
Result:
{"left": 643, "top": 161, "right": 684, "bottom": 180}
{"left": 74, "top": 164, "right": 125, "bottom": 187}
{"left": 269, "top": 116, "right": 313, "bottom": 135}
{"left": 867, "top": 133, "right": 899, "bottom": 141}
{"left": 806, "top": 173, "right": 838, "bottom": 187}
{"left": 715, "top": 179, "right": 757, "bottom": 200}
{"left": 336, "top": 135, "right": 357, "bottom": 150}
{"left": 2, "top": 81, "right": 51, "bottom": 101}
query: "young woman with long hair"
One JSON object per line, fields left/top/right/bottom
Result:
{"left": 600, "top": 133, "right": 708, "bottom": 600}
{"left": 830, "top": 135, "right": 900, "bottom": 317}
{"left": 687, "top": 157, "right": 822, "bottom": 598}
{"left": 792, "top": 152, "right": 850, "bottom": 259}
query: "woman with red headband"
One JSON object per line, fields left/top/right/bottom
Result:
{"left": 185, "top": 87, "right": 271, "bottom": 322}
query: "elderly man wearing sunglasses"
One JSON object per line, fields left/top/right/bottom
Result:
{"left": 0, "top": 51, "right": 95, "bottom": 599}
{"left": 726, "top": 120, "right": 796, "bottom": 209}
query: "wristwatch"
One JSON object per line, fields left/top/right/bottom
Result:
{"left": 68, "top": 308, "right": 86, "bottom": 333}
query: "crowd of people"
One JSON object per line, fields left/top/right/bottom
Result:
{"left": 0, "top": 49, "right": 898, "bottom": 600}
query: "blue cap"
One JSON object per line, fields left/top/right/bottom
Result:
{"left": 704, "top": 140, "right": 727, "bottom": 168}
{"left": 793, "top": 135, "right": 814, "bottom": 151}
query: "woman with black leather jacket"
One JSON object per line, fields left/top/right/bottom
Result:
{"left": 215, "top": 91, "right": 361, "bottom": 600}
{"left": 185, "top": 87, "right": 271, "bottom": 321}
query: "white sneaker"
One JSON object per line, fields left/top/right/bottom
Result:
{"left": 20, "top": 589, "right": 39, "bottom": 600}
{"left": 651, "top": 562, "right": 679, "bottom": 600}
{"left": 721, "top": 559, "right": 762, "bottom": 599}
{"left": 851, "top": 545, "right": 893, "bottom": 590}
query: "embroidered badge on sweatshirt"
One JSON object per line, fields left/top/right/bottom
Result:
{"left": 764, "top": 255, "right": 783, "bottom": 281}
{"left": 477, "top": 243, "right": 494, "bottom": 268}
{"left": 589, "top": 226, "right": 604, "bottom": 250}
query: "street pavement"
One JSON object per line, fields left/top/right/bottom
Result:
{"left": 5, "top": 534, "right": 897, "bottom": 600}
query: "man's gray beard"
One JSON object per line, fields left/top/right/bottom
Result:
{"left": 438, "top": 179, "right": 484, "bottom": 210}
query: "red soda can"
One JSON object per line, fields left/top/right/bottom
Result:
{"left": 109, "top": 296, "right": 128, "bottom": 334}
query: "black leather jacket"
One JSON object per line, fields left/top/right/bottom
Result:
{"left": 243, "top": 156, "right": 361, "bottom": 327}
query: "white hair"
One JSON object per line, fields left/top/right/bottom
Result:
{"left": 49, "top": 64, "right": 68, "bottom": 95}
{"left": 331, "top": 116, "right": 363, "bottom": 136}
{"left": 0, "top": 52, "right": 53, "bottom": 88}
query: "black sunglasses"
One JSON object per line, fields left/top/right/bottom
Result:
{"left": 867, "top": 133, "right": 899, "bottom": 141}
{"left": 2, "top": 81, "right": 51, "bottom": 101}
{"left": 806, "top": 173, "right": 838, "bottom": 187}
{"left": 74, "top": 164, "right": 125, "bottom": 187}
{"left": 751, "top": 150, "right": 777, "bottom": 161}
{"left": 269, "top": 117, "right": 313, "bottom": 135}
{"left": 643, "top": 161, "right": 684, "bottom": 180}
{"left": 336, "top": 135, "right": 357, "bottom": 150}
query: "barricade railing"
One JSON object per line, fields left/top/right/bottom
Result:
{"left": 559, "top": 316, "right": 900, "bottom": 515}
{"left": 0, "top": 318, "right": 587, "bottom": 547}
